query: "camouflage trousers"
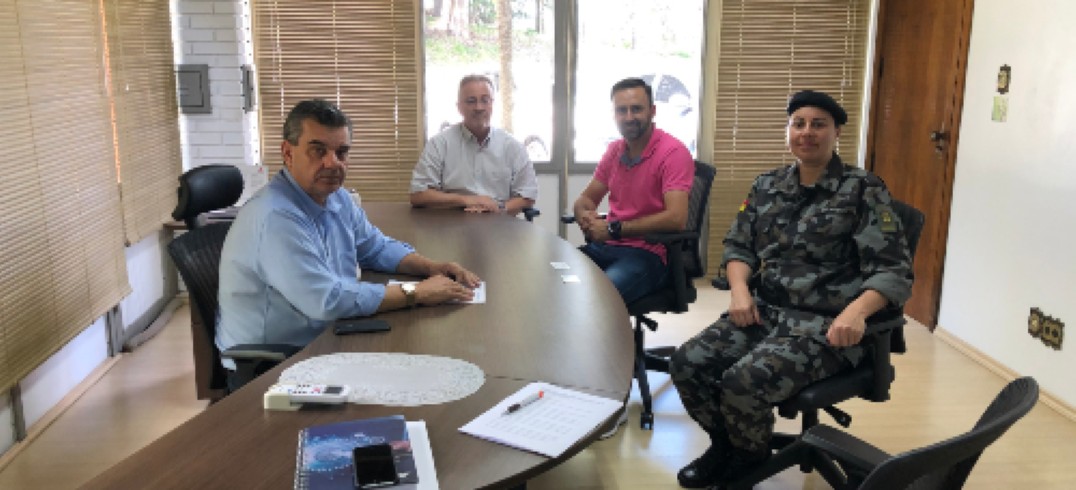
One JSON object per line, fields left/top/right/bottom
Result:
{"left": 669, "top": 306, "right": 860, "bottom": 453}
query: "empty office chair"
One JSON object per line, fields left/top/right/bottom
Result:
{"left": 169, "top": 165, "right": 297, "bottom": 401}
{"left": 744, "top": 377, "right": 1039, "bottom": 489}
{"left": 522, "top": 207, "right": 540, "bottom": 222}
{"left": 726, "top": 199, "right": 925, "bottom": 488}
{"left": 563, "top": 161, "right": 716, "bottom": 429}
{"left": 173, "top": 164, "right": 244, "bottom": 229}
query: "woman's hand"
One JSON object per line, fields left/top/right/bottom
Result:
{"left": 827, "top": 307, "right": 867, "bottom": 347}
{"left": 728, "top": 286, "right": 761, "bottom": 327}
{"left": 827, "top": 290, "right": 887, "bottom": 347}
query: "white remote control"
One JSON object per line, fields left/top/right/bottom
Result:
{"left": 289, "top": 383, "right": 350, "bottom": 403}
{"left": 263, "top": 383, "right": 350, "bottom": 410}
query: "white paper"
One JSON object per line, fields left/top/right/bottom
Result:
{"left": 404, "top": 421, "right": 440, "bottom": 490}
{"left": 549, "top": 261, "right": 570, "bottom": 270}
{"left": 561, "top": 275, "right": 580, "bottom": 283}
{"left": 459, "top": 382, "right": 622, "bottom": 458}
{"left": 389, "top": 280, "right": 486, "bottom": 304}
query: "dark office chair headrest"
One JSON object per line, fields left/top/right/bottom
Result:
{"left": 172, "top": 164, "right": 244, "bottom": 226}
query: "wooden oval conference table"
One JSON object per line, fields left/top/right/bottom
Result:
{"left": 85, "top": 203, "right": 634, "bottom": 490}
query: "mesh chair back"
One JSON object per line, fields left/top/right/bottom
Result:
{"left": 875, "top": 199, "right": 924, "bottom": 354}
{"left": 167, "top": 222, "right": 232, "bottom": 392}
{"left": 172, "top": 164, "right": 244, "bottom": 229}
{"left": 860, "top": 377, "right": 1039, "bottom": 489}
{"left": 680, "top": 161, "right": 717, "bottom": 278}
{"left": 890, "top": 199, "right": 925, "bottom": 260}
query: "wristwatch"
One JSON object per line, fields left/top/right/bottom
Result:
{"left": 607, "top": 220, "right": 623, "bottom": 240}
{"left": 401, "top": 282, "right": 417, "bottom": 308}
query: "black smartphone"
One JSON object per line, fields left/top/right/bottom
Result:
{"left": 352, "top": 443, "right": 399, "bottom": 489}
{"left": 334, "top": 318, "right": 391, "bottom": 335}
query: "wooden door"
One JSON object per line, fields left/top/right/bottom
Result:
{"left": 866, "top": 0, "right": 974, "bottom": 328}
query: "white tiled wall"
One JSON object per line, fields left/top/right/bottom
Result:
{"left": 172, "top": 0, "right": 266, "bottom": 200}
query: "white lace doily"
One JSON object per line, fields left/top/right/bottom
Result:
{"left": 278, "top": 353, "right": 485, "bottom": 406}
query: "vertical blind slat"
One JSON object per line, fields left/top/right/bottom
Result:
{"left": 707, "top": 0, "right": 870, "bottom": 276}
{"left": 252, "top": 0, "right": 422, "bottom": 202}
{"left": 0, "top": 0, "right": 131, "bottom": 394}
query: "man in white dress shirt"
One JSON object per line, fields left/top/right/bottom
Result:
{"left": 410, "top": 74, "right": 538, "bottom": 216}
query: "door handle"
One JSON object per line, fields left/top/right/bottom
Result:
{"left": 929, "top": 130, "right": 948, "bottom": 142}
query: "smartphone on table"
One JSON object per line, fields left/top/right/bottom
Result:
{"left": 333, "top": 317, "right": 391, "bottom": 335}
{"left": 352, "top": 443, "right": 399, "bottom": 489}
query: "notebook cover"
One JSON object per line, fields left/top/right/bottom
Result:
{"left": 294, "top": 415, "right": 418, "bottom": 489}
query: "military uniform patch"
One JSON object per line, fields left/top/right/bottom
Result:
{"left": 879, "top": 210, "right": 898, "bottom": 232}
{"left": 739, "top": 199, "right": 748, "bottom": 212}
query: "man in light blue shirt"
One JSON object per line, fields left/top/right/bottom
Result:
{"left": 217, "top": 99, "right": 479, "bottom": 385}
{"left": 409, "top": 74, "right": 538, "bottom": 216}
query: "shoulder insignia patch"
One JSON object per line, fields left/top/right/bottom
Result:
{"left": 739, "top": 199, "right": 748, "bottom": 212}
{"left": 879, "top": 210, "right": 898, "bottom": 232}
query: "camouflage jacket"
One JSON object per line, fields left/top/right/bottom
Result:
{"left": 722, "top": 154, "right": 913, "bottom": 338}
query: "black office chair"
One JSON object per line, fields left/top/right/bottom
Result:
{"left": 773, "top": 376, "right": 1038, "bottom": 489}
{"left": 563, "top": 161, "right": 717, "bottom": 429}
{"left": 168, "top": 165, "right": 297, "bottom": 401}
{"left": 522, "top": 207, "right": 540, "bottom": 222}
{"left": 726, "top": 199, "right": 925, "bottom": 488}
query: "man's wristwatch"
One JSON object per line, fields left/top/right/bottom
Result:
{"left": 607, "top": 220, "right": 623, "bottom": 240}
{"left": 401, "top": 283, "right": 417, "bottom": 308}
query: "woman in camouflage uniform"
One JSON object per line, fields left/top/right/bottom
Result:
{"left": 670, "top": 90, "right": 913, "bottom": 488}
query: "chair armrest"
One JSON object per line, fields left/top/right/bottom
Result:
{"left": 643, "top": 230, "right": 698, "bottom": 245}
{"left": 802, "top": 424, "right": 891, "bottom": 474}
{"left": 522, "top": 207, "right": 540, "bottom": 222}
{"left": 863, "top": 315, "right": 905, "bottom": 337}
{"left": 222, "top": 344, "right": 301, "bottom": 362}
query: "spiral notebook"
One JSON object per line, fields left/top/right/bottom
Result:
{"left": 294, "top": 416, "right": 438, "bottom": 489}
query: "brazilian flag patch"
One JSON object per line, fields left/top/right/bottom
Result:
{"left": 879, "top": 209, "right": 898, "bottom": 232}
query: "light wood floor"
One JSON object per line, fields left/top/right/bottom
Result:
{"left": 1, "top": 283, "right": 1073, "bottom": 489}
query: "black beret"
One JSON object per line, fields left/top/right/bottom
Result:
{"left": 787, "top": 90, "right": 848, "bottom": 126}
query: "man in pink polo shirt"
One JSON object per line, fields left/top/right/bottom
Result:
{"left": 572, "top": 77, "right": 694, "bottom": 305}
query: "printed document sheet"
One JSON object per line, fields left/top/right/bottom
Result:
{"left": 459, "top": 382, "right": 622, "bottom": 458}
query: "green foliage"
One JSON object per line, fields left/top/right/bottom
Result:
{"left": 426, "top": 25, "right": 549, "bottom": 65}
{"left": 426, "top": 31, "right": 499, "bottom": 64}
{"left": 471, "top": 0, "right": 496, "bottom": 25}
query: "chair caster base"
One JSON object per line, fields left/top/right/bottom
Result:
{"left": 640, "top": 412, "right": 654, "bottom": 430}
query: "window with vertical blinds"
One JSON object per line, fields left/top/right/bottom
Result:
{"left": 0, "top": 0, "right": 130, "bottom": 394}
{"left": 103, "top": 0, "right": 183, "bottom": 244}
{"left": 252, "top": 0, "right": 422, "bottom": 202}
{"left": 707, "top": 0, "right": 871, "bottom": 275}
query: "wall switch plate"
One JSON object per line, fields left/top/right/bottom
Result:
{"left": 1028, "top": 307, "right": 1045, "bottom": 338}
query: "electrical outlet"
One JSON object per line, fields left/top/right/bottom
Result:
{"left": 1028, "top": 307, "right": 1063, "bottom": 350}
{"left": 1040, "top": 315, "right": 1064, "bottom": 350}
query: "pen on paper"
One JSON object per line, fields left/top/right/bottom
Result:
{"left": 503, "top": 391, "right": 544, "bottom": 415}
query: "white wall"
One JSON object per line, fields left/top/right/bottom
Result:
{"left": 0, "top": 319, "right": 109, "bottom": 456}
{"left": 119, "top": 231, "right": 173, "bottom": 337}
{"left": 173, "top": 0, "right": 266, "bottom": 202}
{"left": 1, "top": 0, "right": 260, "bottom": 459}
{"left": 18, "top": 319, "right": 110, "bottom": 429}
{"left": 0, "top": 232, "right": 171, "bottom": 455}
{"left": 940, "top": 0, "right": 1076, "bottom": 407}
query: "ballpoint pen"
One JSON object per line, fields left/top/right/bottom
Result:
{"left": 503, "top": 391, "right": 544, "bottom": 415}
